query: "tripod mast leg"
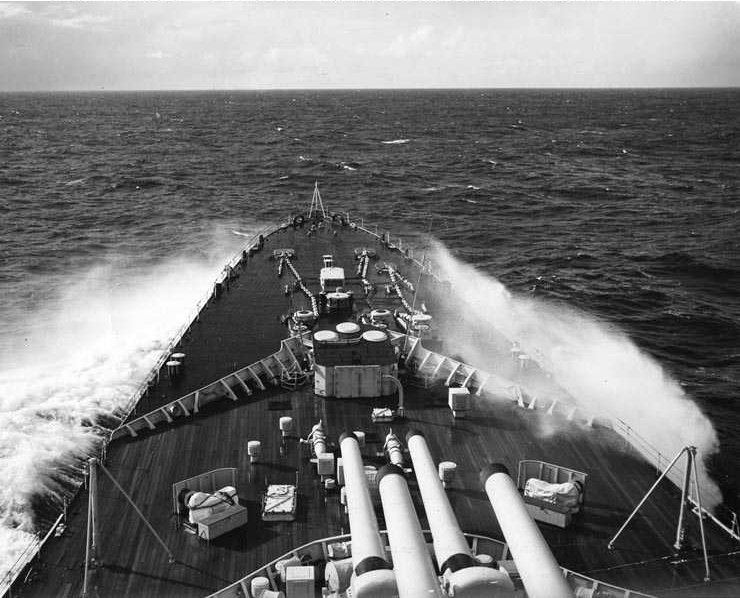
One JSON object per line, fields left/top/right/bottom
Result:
{"left": 81, "top": 458, "right": 98, "bottom": 597}
{"left": 690, "top": 449, "right": 711, "bottom": 582}
{"left": 608, "top": 447, "right": 687, "bottom": 550}
{"left": 673, "top": 447, "right": 694, "bottom": 551}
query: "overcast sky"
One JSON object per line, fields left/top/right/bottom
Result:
{"left": 1, "top": 1, "right": 738, "bottom": 91}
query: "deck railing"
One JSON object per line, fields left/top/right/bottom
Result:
{"left": 109, "top": 337, "right": 307, "bottom": 441}
{"left": 399, "top": 335, "right": 592, "bottom": 424}
{"left": 352, "top": 219, "right": 443, "bottom": 284}
{"left": 1, "top": 221, "right": 284, "bottom": 597}
{"left": 205, "top": 531, "right": 655, "bottom": 598}
{"left": 112, "top": 222, "right": 280, "bottom": 428}
{"left": 394, "top": 333, "right": 740, "bottom": 543}
{"left": 2, "top": 212, "right": 397, "bottom": 596}
{"left": 6, "top": 209, "right": 737, "bottom": 596}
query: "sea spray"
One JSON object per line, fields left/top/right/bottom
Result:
{"left": 0, "top": 224, "right": 260, "bottom": 584}
{"left": 429, "top": 241, "right": 722, "bottom": 507}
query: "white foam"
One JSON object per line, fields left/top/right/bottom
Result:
{"left": 429, "top": 241, "right": 721, "bottom": 507}
{"left": 0, "top": 225, "right": 259, "bottom": 582}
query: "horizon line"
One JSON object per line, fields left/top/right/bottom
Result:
{"left": 2, "top": 85, "right": 739, "bottom": 94}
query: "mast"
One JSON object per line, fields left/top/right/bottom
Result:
{"left": 608, "top": 446, "right": 711, "bottom": 582}
{"left": 308, "top": 181, "right": 327, "bottom": 219}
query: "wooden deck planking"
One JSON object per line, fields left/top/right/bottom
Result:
{"left": 17, "top": 220, "right": 740, "bottom": 597}
{"left": 23, "top": 381, "right": 740, "bottom": 597}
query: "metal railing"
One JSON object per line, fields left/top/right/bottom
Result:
{"left": 110, "top": 337, "right": 306, "bottom": 441}
{"left": 355, "top": 215, "right": 740, "bottom": 543}
{"left": 1, "top": 221, "right": 283, "bottom": 597}
{"left": 7, "top": 207, "right": 736, "bottom": 596}
{"left": 2, "top": 212, "right": 392, "bottom": 595}
{"left": 352, "top": 220, "right": 443, "bottom": 284}
{"left": 112, "top": 223, "right": 279, "bottom": 427}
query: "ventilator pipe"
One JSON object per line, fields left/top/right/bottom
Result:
{"left": 376, "top": 464, "right": 445, "bottom": 598}
{"left": 339, "top": 433, "right": 398, "bottom": 598}
{"left": 480, "top": 463, "right": 574, "bottom": 598}
{"left": 406, "top": 431, "right": 514, "bottom": 598}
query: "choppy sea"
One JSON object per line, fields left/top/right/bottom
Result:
{"left": 1, "top": 89, "right": 738, "bottom": 579}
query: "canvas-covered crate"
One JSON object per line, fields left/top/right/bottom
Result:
{"left": 517, "top": 460, "right": 587, "bottom": 528}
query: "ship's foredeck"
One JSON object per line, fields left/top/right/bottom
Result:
{"left": 15, "top": 218, "right": 740, "bottom": 598}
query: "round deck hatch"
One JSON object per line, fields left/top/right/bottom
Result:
{"left": 314, "top": 330, "right": 339, "bottom": 342}
{"left": 336, "top": 322, "right": 361, "bottom": 338}
{"left": 362, "top": 330, "right": 388, "bottom": 343}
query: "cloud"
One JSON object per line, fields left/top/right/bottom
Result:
{"left": 441, "top": 26, "right": 465, "bottom": 51}
{"left": 48, "top": 13, "right": 111, "bottom": 30}
{"left": 1, "top": 2, "right": 739, "bottom": 91}
{"left": 2, "top": 2, "right": 114, "bottom": 30}
{"left": 146, "top": 50, "right": 171, "bottom": 60}
{"left": 264, "top": 44, "right": 329, "bottom": 72}
{"left": 0, "top": 2, "right": 29, "bottom": 19}
{"left": 385, "top": 24, "right": 435, "bottom": 57}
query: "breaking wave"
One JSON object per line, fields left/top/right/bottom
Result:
{"left": 0, "top": 234, "right": 251, "bottom": 583}
{"left": 429, "top": 241, "right": 722, "bottom": 507}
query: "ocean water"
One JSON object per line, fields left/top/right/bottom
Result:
{"left": 1, "top": 89, "right": 738, "bottom": 579}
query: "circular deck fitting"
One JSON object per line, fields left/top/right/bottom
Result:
{"left": 475, "top": 553, "right": 495, "bottom": 567}
{"left": 370, "top": 308, "right": 393, "bottom": 324}
{"left": 438, "top": 461, "right": 457, "bottom": 487}
{"left": 362, "top": 330, "right": 388, "bottom": 343}
{"left": 314, "top": 329, "right": 339, "bottom": 343}
{"left": 336, "top": 321, "right": 361, "bottom": 338}
{"left": 294, "top": 309, "right": 314, "bottom": 322}
{"left": 166, "top": 360, "right": 181, "bottom": 378}
{"left": 247, "top": 440, "right": 262, "bottom": 463}
{"left": 279, "top": 416, "right": 293, "bottom": 436}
